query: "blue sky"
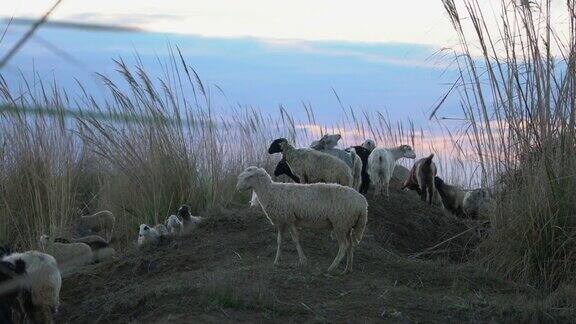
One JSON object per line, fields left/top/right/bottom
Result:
{"left": 0, "top": 24, "right": 461, "bottom": 125}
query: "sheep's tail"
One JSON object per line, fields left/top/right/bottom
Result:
{"left": 351, "top": 207, "right": 368, "bottom": 245}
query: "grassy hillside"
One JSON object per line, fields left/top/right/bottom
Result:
{"left": 57, "top": 188, "right": 574, "bottom": 323}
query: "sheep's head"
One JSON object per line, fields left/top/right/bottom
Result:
{"left": 268, "top": 138, "right": 288, "bottom": 154}
{"left": 319, "top": 134, "right": 341, "bottom": 149}
{"left": 361, "top": 139, "right": 376, "bottom": 152}
{"left": 236, "top": 167, "right": 271, "bottom": 191}
{"left": 138, "top": 224, "right": 153, "bottom": 237}
{"left": 273, "top": 159, "right": 291, "bottom": 177}
{"left": 309, "top": 140, "right": 323, "bottom": 150}
{"left": 399, "top": 145, "right": 416, "bottom": 159}
{"left": 178, "top": 205, "right": 190, "bottom": 218}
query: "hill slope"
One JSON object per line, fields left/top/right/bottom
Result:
{"left": 57, "top": 188, "right": 574, "bottom": 323}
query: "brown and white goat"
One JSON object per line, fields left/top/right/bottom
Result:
{"left": 402, "top": 154, "right": 437, "bottom": 204}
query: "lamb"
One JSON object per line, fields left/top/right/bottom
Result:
{"left": 2, "top": 250, "right": 62, "bottom": 324}
{"left": 178, "top": 205, "right": 203, "bottom": 229}
{"left": 236, "top": 167, "right": 368, "bottom": 273}
{"left": 76, "top": 210, "right": 115, "bottom": 240}
{"left": 268, "top": 138, "right": 353, "bottom": 187}
{"left": 367, "top": 144, "right": 416, "bottom": 196}
{"left": 402, "top": 154, "right": 437, "bottom": 204}
{"left": 166, "top": 214, "right": 183, "bottom": 233}
{"left": 433, "top": 176, "right": 466, "bottom": 216}
{"left": 137, "top": 224, "right": 160, "bottom": 246}
{"left": 39, "top": 235, "right": 93, "bottom": 273}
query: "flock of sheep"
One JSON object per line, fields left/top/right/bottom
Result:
{"left": 241, "top": 134, "right": 493, "bottom": 273}
{"left": 0, "top": 204, "right": 204, "bottom": 323}
{"left": 0, "top": 133, "right": 493, "bottom": 324}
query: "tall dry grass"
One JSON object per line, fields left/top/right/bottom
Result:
{"left": 441, "top": 0, "right": 576, "bottom": 289}
{"left": 0, "top": 48, "right": 472, "bottom": 250}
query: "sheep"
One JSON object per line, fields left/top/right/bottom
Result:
{"left": 402, "top": 154, "right": 437, "bottom": 204}
{"left": 236, "top": 166, "right": 368, "bottom": 273}
{"left": 39, "top": 235, "right": 93, "bottom": 273}
{"left": 310, "top": 134, "right": 341, "bottom": 150}
{"left": 137, "top": 224, "right": 160, "bottom": 246}
{"left": 268, "top": 138, "right": 353, "bottom": 187}
{"left": 0, "top": 247, "right": 31, "bottom": 323}
{"left": 345, "top": 143, "right": 375, "bottom": 195}
{"left": 273, "top": 158, "right": 301, "bottom": 183}
{"left": 177, "top": 205, "right": 203, "bottom": 230}
{"left": 166, "top": 214, "right": 183, "bottom": 234}
{"left": 55, "top": 235, "right": 115, "bottom": 263}
{"left": 2, "top": 250, "right": 62, "bottom": 324}
{"left": 434, "top": 176, "right": 466, "bottom": 216}
{"left": 367, "top": 145, "right": 416, "bottom": 196}
{"left": 362, "top": 139, "right": 376, "bottom": 152}
{"left": 76, "top": 210, "right": 115, "bottom": 240}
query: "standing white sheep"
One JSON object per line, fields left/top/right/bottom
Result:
{"left": 367, "top": 145, "right": 416, "bottom": 196}
{"left": 268, "top": 138, "right": 353, "bottom": 187}
{"left": 236, "top": 167, "right": 368, "bottom": 273}
{"left": 2, "top": 250, "right": 62, "bottom": 324}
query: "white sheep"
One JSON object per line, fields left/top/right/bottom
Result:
{"left": 166, "top": 214, "right": 183, "bottom": 233}
{"left": 137, "top": 224, "right": 160, "bottom": 246}
{"left": 77, "top": 210, "right": 115, "bottom": 240}
{"left": 2, "top": 250, "right": 62, "bottom": 323}
{"left": 177, "top": 205, "right": 203, "bottom": 230}
{"left": 268, "top": 138, "right": 353, "bottom": 187}
{"left": 39, "top": 235, "right": 93, "bottom": 273}
{"left": 236, "top": 167, "right": 368, "bottom": 273}
{"left": 309, "top": 134, "right": 363, "bottom": 192}
{"left": 367, "top": 145, "right": 416, "bottom": 196}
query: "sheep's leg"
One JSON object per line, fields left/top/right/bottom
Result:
{"left": 274, "top": 225, "right": 286, "bottom": 266}
{"left": 427, "top": 186, "right": 434, "bottom": 205}
{"left": 289, "top": 225, "right": 308, "bottom": 266}
{"left": 344, "top": 232, "right": 354, "bottom": 273}
{"left": 327, "top": 232, "right": 348, "bottom": 272}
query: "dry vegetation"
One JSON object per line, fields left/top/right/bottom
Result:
{"left": 0, "top": 0, "right": 575, "bottom": 320}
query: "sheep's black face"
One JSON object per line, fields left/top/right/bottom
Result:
{"left": 434, "top": 176, "right": 444, "bottom": 188}
{"left": 268, "top": 138, "right": 287, "bottom": 154}
{"left": 274, "top": 160, "right": 290, "bottom": 177}
{"left": 178, "top": 205, "right": 190, "bottom": 218}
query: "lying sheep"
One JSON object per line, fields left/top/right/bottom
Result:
{"left": 55, "top": 235, "right": 115, "bottom": 263}
{"left": 39, "top": 235, "right": 93, "bottom": 273}
{"left": 434, "top": 176, "right": 466, "bottom": 216}
{"left": 178, "top": 205, "right": 203, "bottom": 229}
{"left": 368, "top": 145, "right": 416, "bottom": 196}
{"left": 402, "top": 154, "right": 437, "bottom": 204}
{"left": 137, "top": 224, "right": 160, "bottom": 246}
{"left": 268, "top": 138, "right": 353, "bottom": 187}
{"left": 166, "top": 214, "right": 183, "bottom": 234}
{"left": 77, "top": 210, "right": 115, "bottom": 240}
{"left": 236, "top": 167, "right": 368, "bottom": 273}
{"left": 2, "top": 250, "right": 62, "bottom": 324}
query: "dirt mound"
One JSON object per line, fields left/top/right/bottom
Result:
{"left": 56, "top": 188, "right": 571, "bottom": 323}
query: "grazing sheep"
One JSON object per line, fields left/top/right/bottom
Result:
{"left": 2, "top": 251, "right": 62, "bottom": 324}
{"left": 39, "top": 235, "right": 93, "bottom": 273}
{"left": 178, "top": 205, "right": 203, "bottom": 229}
{"left": 367, "top": 145, "right": 416, "bottom": 196}
{"left": 55, "top": 236, "right": 114, "bottom": 263}
{"left": 77, "top": 210, "right": 115, "bottom": 239}
{"left": 402, "top": 154, "right": 438, "bottom": 204}
{"left": 434, "top": 176, "right": 466, "bottom": 216}
{"left": 268, "top": 138, "right": 353, "bottom": 187}
{"left": 166, "top": 214, "right": 183, "bottom": 234}
{"left": 236, "top": 167, "right": 368, "bottom": 273}
{"left": 137, "top": 224, "right": 160, "bottom": 246}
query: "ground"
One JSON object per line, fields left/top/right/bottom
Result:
{"left": 57, "top": 186, "right": 574, "bottom": 323}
